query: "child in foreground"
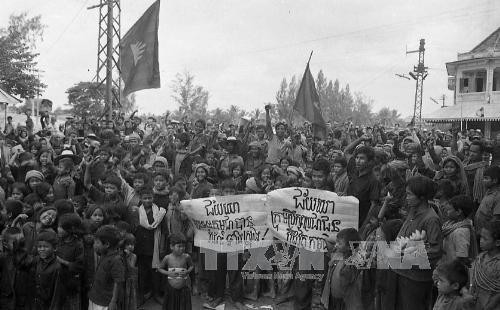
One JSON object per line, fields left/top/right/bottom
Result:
{"left": 469, "top": 219, "right": 500, "bottom": 310}
{"left": 88, "top": 225, "right": 125, "bottom": 310}
{"left": 433, "top": 259, "right": 473, "bottom": 310}
{"left": 321, "top": 227, "right": 363, "bottom": 310}
{"left": 158, "top": 233, "right": 193, "bottom": 310}
{"left": 35, "top": 230, "right": 63, "bottom": 310}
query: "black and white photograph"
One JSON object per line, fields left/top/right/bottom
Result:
{"left": 1, "top": 1, "right": 500, "bottom": 309}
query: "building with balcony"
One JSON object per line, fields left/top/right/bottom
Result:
{"left": 423, "top": 27, "right": 500, "bottom": 138}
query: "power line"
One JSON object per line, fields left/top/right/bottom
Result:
{"left": 46, "top": 0, "right": 90, "bottom": 52}
{"left": 238, "top": 4, "right": 495, "bottom": 56}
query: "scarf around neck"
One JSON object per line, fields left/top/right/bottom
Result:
{"left": 442, "top": 218, "right": 478, "bottom": 260}
{"left": 138, "top": 203, "right": 166, "bottom": 268}
{"left": 465, "top": 161, "right": 487, "bottom": 203}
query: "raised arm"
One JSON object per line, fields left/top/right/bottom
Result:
{"left": 265, "top": 105, "right": 274, "bottom": 139}
{"left": 344, "top": 135, "right": 365, "bottom": 155}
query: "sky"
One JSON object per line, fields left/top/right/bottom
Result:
{"left": 2, "top": 0, "right": 500, "bottom": 118}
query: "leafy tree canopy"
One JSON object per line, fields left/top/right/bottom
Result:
{"left": 0, "top": 13, "right": 46, "bottom": 99}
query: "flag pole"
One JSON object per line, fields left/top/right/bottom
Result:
{"left": 307, "top": 50, "right": 313, "bottom": 65}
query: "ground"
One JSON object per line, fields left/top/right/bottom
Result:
{"left": 142, "top": 294, "right": 293, "bottom": 310}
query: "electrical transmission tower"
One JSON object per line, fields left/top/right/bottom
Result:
{"left": 88, "top": 0, "right": 121, "bottom": 119}
{"left": 407, "top": 39, "right": 428, "bottom": 127}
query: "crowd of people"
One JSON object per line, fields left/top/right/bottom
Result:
{"left": 0, "top": 104, "right": 499, "bottom": 310}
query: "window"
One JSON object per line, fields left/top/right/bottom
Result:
{"left": 459, "top": 69, "right": 486, "bottom": 93}
{"left": 494, "top": 68, "right": 500, "bottom": 91}
{"left": 475, "top": 70, "right": 486, "bottom": 92}
{"left": 476, "top": 77, "right": 484, "bottom": 92}
{"left": 459, "top": 78, "right": 469, "bottom": 93}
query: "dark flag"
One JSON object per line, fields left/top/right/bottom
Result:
{"left": 120, "top": 0, "right": 160, "bottom": 96}
{"left": 294, "top": 62, "right": 326, "bottom": 139}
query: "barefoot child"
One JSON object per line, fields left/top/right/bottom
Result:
{"left": 158, "top": 233, "right": 193, "bottom": 310}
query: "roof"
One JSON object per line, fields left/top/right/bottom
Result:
{"left": 446, "top": 28, "right": 500, "bottom": 75}
{"left": 446, "top": 58, "right": 490, "bottom": 76}
{"left": 471, "top": 27, "right": 500, "bottom": 53}
{"left": 0, "top": 87, "right": 22, "bottom": 105}
{"left": 422, "top": 103, "right": 500, "bottom": 123}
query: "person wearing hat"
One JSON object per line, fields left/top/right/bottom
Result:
{"left": 52, "top": 150, "right": 81, "bottom": 201}
{"left": 128, "top": 132, "right": 141, "bottom": 148}
{"left": 25, "top": 169, "right": 45, "bottom": 193}
{"left": 152, "top": 156, "right": 169, "bottom": 172}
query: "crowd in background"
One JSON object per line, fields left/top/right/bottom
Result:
{"left": 0, "top": 104, "right": 500, "bottom": 310}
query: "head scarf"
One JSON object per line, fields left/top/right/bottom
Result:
{"left": 153, "top": 156, "right": 169, "bottom": 169}
{"left": 25, "top": 170, "right": 45, "bottom": 182}
{"left": 194, "top": 163, "right": 210, "bottom": 175}
{"left": 440, "top": 155, "right": 470, "bottom": 196}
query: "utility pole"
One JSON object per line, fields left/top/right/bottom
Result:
{"left": 395, "top": 73, "right": 410, "bottom": 80}
{"left": 88, "top": 0, "right": 121, "bottom": 120}
{"left": 430, "top": 95, "right": 447, "bottom": 108}
{"left": 407, "top": 39, "right": 428, "bottom": 128}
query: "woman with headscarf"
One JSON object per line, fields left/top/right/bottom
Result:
{"left": 432, "top": 155, "right": 469, "bottom": 197}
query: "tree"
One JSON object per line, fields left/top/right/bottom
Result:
{"left": 0, "top": 13, "right": 46, "bottom": 99}
{"left": 250, "top": 108, "right": 261, "bottom": 120}
{"left": 210, "top": 107, "right": 228, "bottom": 125}
{"left": 275, "top": 76, "right": 298, "bottom": 125}
{"left": 274, "top": 68, "right": 406, "bottom": 127}
{"left": 171, "top": 71, "right": 209, "bottom": 120}
{"left": 375, "top": 107, "right": 402, "bottom": 127}
{"left": 227, "top": 104, "right": 245, "bottom": 125}
{"left": 316, "top": 70, "right": 328, "bottom": 114}
{"left": 66, "top": 82, "right": 106, "bottom": 118}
